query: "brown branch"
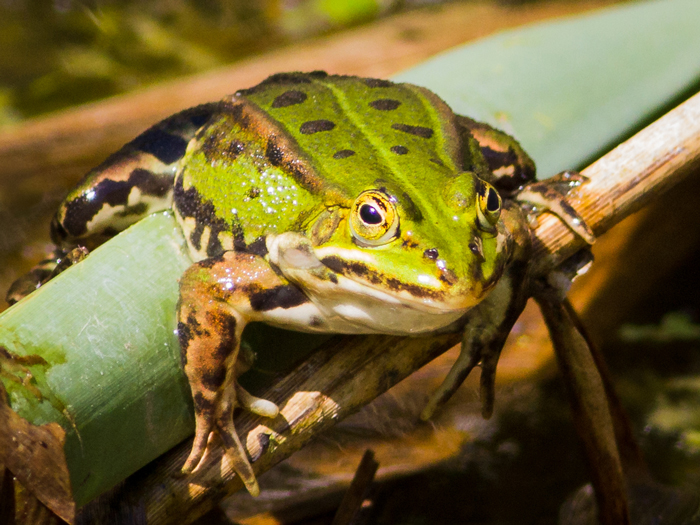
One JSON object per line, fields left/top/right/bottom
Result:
{"left": 532, "top": 89, "right": 700, "bottom": 274}
{"left": 83, "top": 91, "right": 700, "bottom": 524}
{"left": 536, "top": 292, "right": 629, "bottom": 525}
{"left": 331, "top": 450, "right": 379, "bottom": 525}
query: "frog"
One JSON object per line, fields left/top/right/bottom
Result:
{"left": 11, "top": 71, "right": 594, "bottom": 496}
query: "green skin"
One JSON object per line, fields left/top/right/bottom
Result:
{"left": 46, "top": 72, "right": 542, "bottom": 496}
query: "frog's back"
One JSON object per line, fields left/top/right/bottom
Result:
{"left": 175, "top": 72, "right": 489, "bottom": 261}
{"left": 238, "top": 72, "right": 470, "bottom": 190}
{"left": 50, "top": 72, "right": 534, "bottom": 263}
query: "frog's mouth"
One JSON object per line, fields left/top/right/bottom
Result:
{"left": 273, "top": 242, "right": 489, "bottom": 336}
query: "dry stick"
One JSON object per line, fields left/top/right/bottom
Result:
{"left": 96, "top": 91, "right": 700, "bottom": 525}
{"left": 331, "top": 450, "right": 380, "bottom": 525}
{"left": 531, "top": 91, "right": 700, "bottom": 273}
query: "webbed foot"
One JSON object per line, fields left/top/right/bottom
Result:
{"left": 180, "top": 378, "right": 277, "bottom": 496}
{"left": 6, "top": 246, "right": 89, "bottom": 305}
{"left": 516, "top": 170, "right": 596, "bottom": 244}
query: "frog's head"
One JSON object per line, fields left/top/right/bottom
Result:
{"left": 268, "top": 173, "right": 512, "bottom": 335}
{"left": 242, "top": 73, "right": 514, "bottom": 331}
{"left": 314, "top": 176, "right": 511, "bottom": 313}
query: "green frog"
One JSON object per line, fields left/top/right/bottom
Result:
{"left": 13, "top": 72, "right": 593, "bottom": 496}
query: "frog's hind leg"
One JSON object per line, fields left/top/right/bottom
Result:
{"left": 177, "top": 251, "right": 310, "bottom": 495}
{"left": 51, "top": 103, "right": 219, "bottom": 249}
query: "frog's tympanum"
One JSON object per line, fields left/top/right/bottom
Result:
{"left": 11, "top": 72, "right": 593, "bottom": 495}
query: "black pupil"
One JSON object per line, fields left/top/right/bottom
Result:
{"left": 359, "top": 204, "right": 383, "bottom": 225}
{"left": 486, "top": 188, "right": 500, "bottom": 212}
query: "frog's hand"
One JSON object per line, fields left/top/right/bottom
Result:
{"left": 455, "top": 115, "right": 537, "bottom": 193}
{"left": 515, "top": 170, "right": 596, "bottom": 245}
{"left": 178, "top": 251, "right": 310, "bottom": 496}
{"left": 51, "top": 103, "right": 218, "bottom": 249}
{"left": 422, "top": 266, "right": 530, "bottom": 420}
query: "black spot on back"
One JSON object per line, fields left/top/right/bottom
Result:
{"left": 173, "top": 175, "right": 230, "bottom": 255}
{"left": 423, "top": 248, "right": 439, "bottom": 260}
{"left": 266, "top": 139, "right": 284, "bottom": 166}
{"left": 333, "top": 149, "right": 356, "bottom": 159}
{"left": 392, "top": 123, "right": 434, "bottom": 139}
{"left": 365, "top": 78, "right": 393, "bottom": 88}
{"left": 132, "top": 128, "right": 188, "bottom": 165}
{"left": 272, "top": 90, "right": 308, "bottom": 108}
{"left": 231, "top": 139, "right": 245, "bottom": 154}
{"left": 391, "top": 145, "right": 408, "bottom": 155}
{"left": 300, "top": 120, "right": 336, "bottom": 134}
{"left": 370, "top": 99, "right": 401, "bottom": 111}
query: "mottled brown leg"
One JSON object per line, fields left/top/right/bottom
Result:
{"left": 177, "top": 251, "right": 300, "bottom": 496}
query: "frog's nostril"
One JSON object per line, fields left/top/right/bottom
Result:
{"left": 423, "top": 248, "right": 439, "bottom": 260}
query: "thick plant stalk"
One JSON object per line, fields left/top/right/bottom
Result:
{"left": 83, "top": 90, "right": 700, "bottom": 524}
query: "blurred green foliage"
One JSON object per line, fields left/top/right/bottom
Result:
{"left": 0, "top": 0, "right": 421, "bottom": 126}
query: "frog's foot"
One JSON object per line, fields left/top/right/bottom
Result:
{"left": 422, "top": 260, "right": 530, "bottom": 421}
{"left": 515, "top": 170, "right": 596, "bottom": 245}
{"left": 421, "top": 312, "right": 514, "bottom": 421}
{"left": 180, "top": 381, "right": 263, "bottom": 496}
{"left": 5, "top": 246, "right": 89, "bottom": 305}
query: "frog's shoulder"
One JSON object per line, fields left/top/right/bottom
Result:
{"left": 456, "top": 115, "right": 536, "bottom": 193}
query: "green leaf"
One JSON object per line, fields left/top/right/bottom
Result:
{"left": 395, "top": 0, "right": 700, "bottom": 176}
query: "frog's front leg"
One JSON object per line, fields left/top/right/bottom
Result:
{"left": 177, "top": 251, "right": 308, "bottom": 495}
{"left": 422, "top": 204, "right": 532, "bottom": 420}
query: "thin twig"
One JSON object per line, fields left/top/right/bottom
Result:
{"left": 331, "top": 450, "right": 379, "bottom": 525}
{"left": 536, "top": 291, "right": 629, "bottom": 525}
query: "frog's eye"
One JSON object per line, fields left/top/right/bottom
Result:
{"left": 350, "top": 190, "right": 399, "bottom": 246}
{"left": 476, "top": 182, "right": 502, "bottom": 235}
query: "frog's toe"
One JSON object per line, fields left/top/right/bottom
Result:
{"left": 217, "top": 416, "right": 260, "bottom": 496}
{"left": 516, "top": 170, "right": 596, "bottom": 245}
{"left": 236, "top": 383, "right": 279, "bottom": 418}
{"left": 181, "top": 422, "right": 213, "bottom": 474}
{"left": 421, "top": 343, "right": 480, "bottom": 421}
